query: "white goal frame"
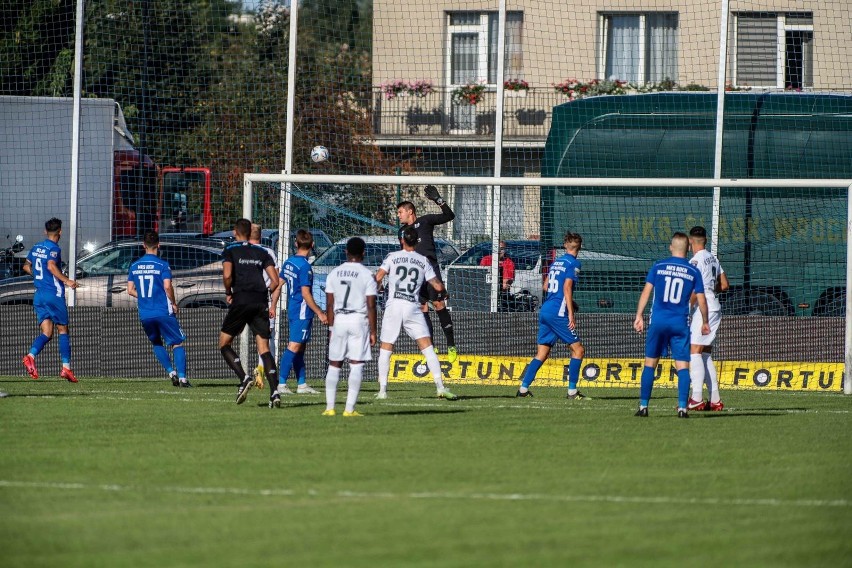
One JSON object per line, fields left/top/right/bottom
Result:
{"left": 244, "top": 173, "right": 852, "bottom": 395}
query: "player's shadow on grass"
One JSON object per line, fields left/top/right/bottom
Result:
{"left": 271, "top": 401, "right": 326, "bottom": 409}
{"left": 379, "top": 409, "right": 468, "bottom": 416}
{"left": 193, "top": 382, "right": 239, "bottom": 389}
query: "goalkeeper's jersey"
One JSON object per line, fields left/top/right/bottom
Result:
{"left": 380, "top": 250, "right": 435, "bottom": 306}
{"left": 398, "top": 202, "right": 455, "bottom": 264}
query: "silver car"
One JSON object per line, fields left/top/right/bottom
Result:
{"left": 0, "top": 241, "right": 227, "bottom": 309}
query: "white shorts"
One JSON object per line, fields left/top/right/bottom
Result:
{"left": 328, "top": 318, "right": 372, "bottom": 362}
{"left": 380, "top": 301, "right": 430, "bottom": 345}
{"left": 690, "top": 309, "right": 721, "bottom": 346}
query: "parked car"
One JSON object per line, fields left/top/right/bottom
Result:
{"left": 445, "top": 240, "right": 648, "bottom": 312}
{"left": 210, "top": 228, "right": 333, "bottom": 258}
{"left": 718, "top": 285, "right": 795, "bottom": 316}
{"left": 310, "top": 235, "right": 461, "bottom": 310}
{"left": 812, "top": 286, "right": 845, "bottom": 317}
{"left": 0, "top": 240, "right": 228, "bottom": 309}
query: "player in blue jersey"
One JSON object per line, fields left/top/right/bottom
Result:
{"left": 633, "top": 232, "right": 710, "bottom": 418}
{"left": 276, "top": 229, "right": 328, "bottom": 395}
{"left": 21, "top": 218, "right": 79, "bottom": 383}
{"left": 517, "top": 232, "right": 586, "bottom": 399}
{"left": 127, "top": 231, "right": 190, "bottom": 387}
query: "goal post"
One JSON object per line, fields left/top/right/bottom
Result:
{"left": 244, "top": 173, "right": 852, "bottom": 395}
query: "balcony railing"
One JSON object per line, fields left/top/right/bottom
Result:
{"left": 372, "top": 87, "right": 566, "bottom": 139}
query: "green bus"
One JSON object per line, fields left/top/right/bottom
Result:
{"left": 541, "top": 92, "right": 852, "bottom": 316}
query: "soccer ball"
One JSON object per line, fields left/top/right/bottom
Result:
{"left": 310, "top": 145, "right": 329, "bottom": 163}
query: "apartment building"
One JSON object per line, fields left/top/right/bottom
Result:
{"left": 371, "top": 1, "right": 850, "bottom": 242}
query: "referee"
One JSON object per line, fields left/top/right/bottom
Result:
{"left": 396, "top": 185, "right": 458, "bottom": 362}
{"left": 218, "top": 218, "right": 282, "bottom": 408}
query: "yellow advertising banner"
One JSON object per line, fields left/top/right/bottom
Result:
{"left": 389, "top": 354, "right": 845, "bottom": 392}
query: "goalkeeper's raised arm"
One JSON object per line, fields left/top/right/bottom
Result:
{"left": 396, "top": 185, "right": 454, "bottom": 264}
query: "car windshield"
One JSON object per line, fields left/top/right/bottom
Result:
{"left": 455, "top": 241, "right": 540, "bottom": 271}
{"left": 78, "top": 245, "right": 142, "bottom": 275}
{"left": 313, "top": 243, "right": 399, "bottom": 267}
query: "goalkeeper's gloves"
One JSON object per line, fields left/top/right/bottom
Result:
{"left": 424, "top": 185, "right": 445, "bottom": 206}
{"left": 253, "top": 369, "right": 265, "bottom": 389}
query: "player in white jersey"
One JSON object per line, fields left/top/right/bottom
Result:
{"left": 374, "top": 227, "right": 458, "bottom": 400}
{"left": 687, "top": 226, "right": 729, "bottom": 411}
{"left": 321, "top": 237, "right": 378, "bottom": 417}
{"left": 251, "top": 224, "right": 283, "bottom": 388}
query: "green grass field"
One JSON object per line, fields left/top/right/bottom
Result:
{"left": 1, "top": 376, "right": 850, "bottom": 567}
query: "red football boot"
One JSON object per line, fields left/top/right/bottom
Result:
{"left": 687, "top": 398, "right": 708, "bottom": 411}
{"left": 708, "top": 400, "right": 724, "bottom": 411}
{"left": 60, "top": 367, "right": 78, "bottom": 383}
{"left": 22, "top": 354, "right": 38, "bottom": 380}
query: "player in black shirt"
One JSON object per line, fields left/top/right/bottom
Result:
{"left": 397, "top": 185, "right": 458, "bottom": 362}
{"left": 219, "top": 218, "right": 282, "bottom": 408}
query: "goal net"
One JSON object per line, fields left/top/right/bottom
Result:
{"left": 246, "top": 174, "right": 850, "bottom": 394}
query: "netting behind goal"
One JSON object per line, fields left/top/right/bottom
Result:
{"left": 246, "top": 175, "right": 848, "bottom": 393}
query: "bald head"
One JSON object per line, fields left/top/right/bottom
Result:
{"left": 670, "top": 232, "right": 689, "bottom": 257}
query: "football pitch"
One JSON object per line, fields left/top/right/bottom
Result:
{"left": 1, "top": 376, "right": 850, "bottom": 567}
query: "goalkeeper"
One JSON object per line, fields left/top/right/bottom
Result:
{"left": 396, "top": 185, "right": 458, "bottom": 363}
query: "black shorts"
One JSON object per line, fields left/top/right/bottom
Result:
{"left": 221, "top": 303, "right": 271, "bottom": 339}
{"left": 418, "top": 262, "right": 446, "bottom": 304}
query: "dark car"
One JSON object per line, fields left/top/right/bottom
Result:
{"left": 718, "top": 286, "right": 795, "bottom": 317}
{"left": 210, "top": 228, "right": 333, "bottom": 257}
{"left": 0, "top": 240, "right": 227, "bottom": 309}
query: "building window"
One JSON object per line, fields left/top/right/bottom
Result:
{"left": 600, "top": 13, "right": 678, "bottom": 84}
{"left": 447, "top": 11, "right": 523, "bottom": 86}
{"left": 734, "top": 12, "right": 813, "bottom": 89}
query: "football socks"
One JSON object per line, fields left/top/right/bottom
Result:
{"left": 58, "top": 333, "right": 71, "bottom": 367}
{"left": 344, "top": 362, "right": 364, "bottom": 413}
{"left": 377, "top": 348, "right": 392, "bottom": 394}
{"left": 436, "top": 308, "right": 455, "bottom": 348}
{"left": 520, "top": 358, "right": 544, "bottom": 389}
{"left": 567, "top": 357, "right": 582, "bottom": 391}
{"left": 173, "top": 345, "right": 187, "bottom": 380}
{"left": 220, "top": 345, "right": 246, "bottom": 381}
{"left": 30, "top": 333, "right": 50, "bottom": 357}
{"left": 689, "top": 353, "right": 705, "bottom": 400}
{"left": 278, "top": 348, "right": 297, "bottom": 386}
{"left": 676, "top": 368, "right": 691, "bottom": 409}
{"left": 325, "top": 365, "right": 341, "bottom": 411}
{"left": 639, "top": 365, "right": 655, "bottom": 408}
{"left": 703, "top": 353, "right": 721, "bottom": 404}
{"left": 420, "top": 345, "right": 444, "bottom": 390}
{"left": 152, "top": 344, "right": 174, "bottom": 374}
{"left": 260, "top": 351, "right": 278, "bottom": 394}
{"left": 293, "top": 350, "right": 307, "bottom": 386}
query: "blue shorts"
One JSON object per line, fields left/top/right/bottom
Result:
{"left": 536, "top": 310, "right": 580, "bottom": 346}
{"left": 33, "top": 294, "right": 68, "bottom": 326}
{"left": 645, "top": 322, "right": 690, "bottom": 362}
{"left": 141, "top": 315, "right": 186, "bottom": 347}
{"left": 288, "top": 317, "right": 314, "bottom": 343}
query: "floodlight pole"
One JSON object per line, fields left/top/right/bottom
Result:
{"left": 711, "top": 0, "right": 730, "bottom": 256}
{"left": 489, "top": 0, "right": 507, "bottom": 313}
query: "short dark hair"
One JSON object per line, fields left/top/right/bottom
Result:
{"left": 346, "top": 237, "right": 366, "bottom": 258}
{"left": 564, "top": 231, "right": 582, "bottom": 248}
{"left": 45, "top": 218, "right": 62, "bottom": 234}
{"left": 397, "top": 201, "right": 415, "bottom": 214}
{"left": 401, "top": 226, "right": 418, "bottom": 247}
{"left": 295, "top": 229, "right": 313, "bottom": 250}
{"left": 689, "top": 226, "right": 707, "bottom": 238}
{"left": 234, "top": 218, "right": 251, "bottom": 238}
{"left": 143, "top": 230, "right": 160, "bottom": 249}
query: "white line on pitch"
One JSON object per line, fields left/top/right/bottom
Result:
{"left": 0, "top": 480, "right": 846, "bottom": 509}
